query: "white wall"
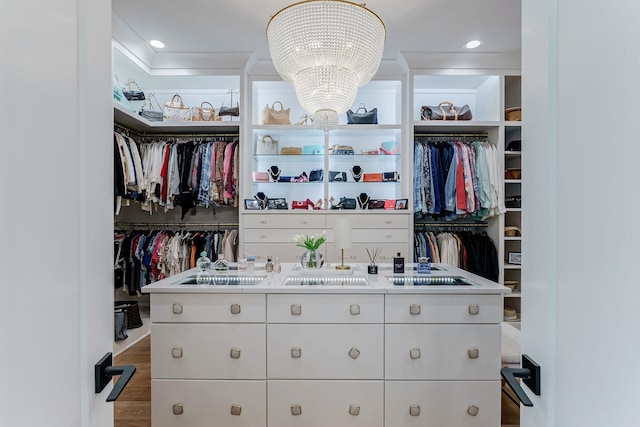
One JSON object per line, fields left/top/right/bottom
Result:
{"left": 522, "top": 1, "right": 640, "bottom": 426}
{"left": 0, "top": 0, "right": 114, "bottom": 426}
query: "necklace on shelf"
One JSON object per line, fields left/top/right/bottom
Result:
{"left": 351, "top": 165, "right": 363, "bottom": 182}
{"left": 269, "top": 165, "right": 281, "bottom": 182}
{"left": 357, "top": 192, "right": 370, "bottom": 209}
{"left": 255, "top": 192, "right": 268, "bottom": 209}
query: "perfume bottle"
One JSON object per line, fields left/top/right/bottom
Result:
{"left": 393, "top": 252, "right": 405, "bottom": 274}
{"left": 265, "top": 257, "right": 274, "bottom": 272}
{"left": 273, "top": 257, "right": 282, "bottom": 273}
{"left": 416, "top": 256, "right": 431, "bottom": 274}
{"left": 211, "top": 254, "right": 230, "bottom": 273}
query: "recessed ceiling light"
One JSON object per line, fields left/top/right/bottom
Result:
{"left": 149, "top": 40, "right": 165, "bottom": 49}
{"left": 465, "top": 40, "right": 482, "bottom": 49}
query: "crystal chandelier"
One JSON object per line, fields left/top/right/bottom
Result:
{"left": 267, "top": 0, "right": 385, "bottom": 132}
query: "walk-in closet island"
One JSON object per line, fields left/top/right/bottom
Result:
{"left": 143, "top": 262, "right": 509, "bottom": 427}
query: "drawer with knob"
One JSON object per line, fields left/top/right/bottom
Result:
{"left": 267, "top": 324, "right": 383, "bottom": 379}
{"left": 267, "top": 294, "right": 384, "bottom": 323}
{"left": 327, "top": 215, "right": 409, "bottom": 229}
{"left": 244, "top": 214, "right": 325, "bottom": 229}
{"left": 385, "top": 380, "right": 500, "bottom": 427}
{"left": 152, "top": 379, "right": 266, "bottom": 427}
{"left": 151, "top": 294, "right": 265, "bottom": 323}
{"left": 151, "top": 323, "right": 266, "bottom": 379}
{"left": 384, "top": 324, "right": 500, "bottom": 380}
{"left": 268, "top": 380, "right": 383, "bottom": 427}
{"left": 384, "top": 294, "right": 502, "bottom": 324}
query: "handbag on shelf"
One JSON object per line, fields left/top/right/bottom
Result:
{"left": 280, "top": 147, "right": 303, "bottom": 155}
{"left": 218, "top": 89, "right": 240, "bottom": 117}
{"left": 139, "top": 92, "right": 164, "bottom": 122}
{"left": 309, "top": 169, "right": 324, "bottom": 182}
{"left": 291, "top": 200, "right": 311, "bottom": 210}
{"left": 328, "top": 145, "right": 355, "bottom": 155}
{"left": 363, "top": 173, "right": 383, "bottom": 182}
{"left": 382, "top": 171, "right": 399, "bottom": 182}
{"left": 261, "top": 101, "right": 291, "bottom": 124}
{"left": 192, "top": 102, "right": 219, "bottom": 121}
{"left": 368, "top": 199, "right": 385, "bottom": 209}
{"left": 420, "top": 102, "right": 472, "bottom": 121}
{"left": 256, "top": 135, "right": 279, "bottom": 155}
{"left": 384, "top": 199, "right": 396, "bottom": 210}
{"left": 340, "top": 197, "right": 357, "bottom": 209}
{"left": 505, "top": 195, "right": 522, "bottom": 208}
{"left": 329, "top": 171, "right": 347, "bottom": 182}
{"left": 267, "top": 198, "right": 288, "bottom": 210}
{"left": 252, "top": 171, "right": 270, "bottom": 182}
{"left": 114, "top": 301, "right": 143, "bottom": 329}
{"left": 302, "top": 144, "right": 324, "bottom": 155}
{"left": 505, "top": 106, "right": 522, "bottom": 121}
{"left": 122, "top": 79, "right": 145, "bottom": 101}
{"left": 163, "top": 94, "right": 191, "bottom": 121}
{"left": 346, "top": 103, "right": 378, "bottom": 124}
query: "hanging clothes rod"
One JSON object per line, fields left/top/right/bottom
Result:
{"left": 115, "top": 222, "right": 239, "bottom": 229}
{"left": 113, "top": 123, "right": 239, "bottom": 139}
{"left": 414, "top": 133, "right": 489, "bottom": 138}
{"left": 415, "top": 221, "right": 488, "bottom": 228}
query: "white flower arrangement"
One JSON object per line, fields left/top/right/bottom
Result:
{"left": 292, "top": 230, "right": 327, "bottom": 251}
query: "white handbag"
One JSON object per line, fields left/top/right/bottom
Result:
{"left": 256, "top": 135, "right": 278, "bottom": 155}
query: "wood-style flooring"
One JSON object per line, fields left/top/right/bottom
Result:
{"left": 114, "top": 335, "right": 520, "bottom": 426}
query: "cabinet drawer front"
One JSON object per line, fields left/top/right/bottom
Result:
{"left": 244, "top": 228, "right": 324, "bottom": 243}
{"left": 268, "top": 380, "right": 383, "bottom": 427}
{"left": 267, "top": 324, "right": 383, "bottom": 379}
{"left": 267, "top": 294, "right": 384, "bottom": 323}
{"left": 151, "top": 324, "right": 266, "bottom": 379}
{"left": 351, "top": 228, "right": 407, "bottom": 243}
{"left": 327, "top": 214, "right": 409, "bottom": 229}
{"left": 152, "top": 379, "right": 266, "bottom": 427}
{"left": 151, "top": 294, "right": 265, "bottom": 323}
{"left": 244, "top": 214, "right": 325, "bottom": 229}
{"left": 385, "top": 294, "right": 502, "bottom": 323}
{"left": 384, "top": 324, "right": 500, "bottom": 380}
{"left": 385, "top": 381, "right": 500, "bottom": 427}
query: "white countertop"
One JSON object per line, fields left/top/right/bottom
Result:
{"left": 141, "top": 262, "right": 510, "bottom": 295}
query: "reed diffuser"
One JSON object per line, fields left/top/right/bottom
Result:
{"left": 366, "top": 248, "right": 381, "bottom": 274}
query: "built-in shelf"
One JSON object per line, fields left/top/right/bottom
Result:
{"left": 505, "top": 179, "right": 522, "bottom": 184}
{"left": 504, "top": 264, "right": 522, "bottom": 270}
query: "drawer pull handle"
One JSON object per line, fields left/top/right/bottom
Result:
{"left": 290, "top": 304, "right": 302, "bottom": 316}
{"left": 291, "top": 404, "right": 302, "bottom": 416}
{"left": 468, "top": 304, "right": 480, "bottom": 315}
{"left": 467, "top": 405, "right": 479, "bottom": 416}
{"left": 468, "top": 348, "right": 479, "bottom": 359}
{"left": 171, "top": 347, "right": 183, "bottom": 359}
{"left": 230, "top": 348, "right": 241, "bottom": 359}
{"left": 230, "top": 404, "right": 242, "bottom": 416}
{"left": 348, "top": 347, "right": 361, "bottom": 359}
{"left": 386, "top": 234, "right": 392, "bottom": 239}
{"left": 409, "top": 304, "right": 421, "bottom": 315}
{"left": 260, "top": 220, "right": 267, "bottom": 224}
{"left": 385, "top": 220, "right": 392, "bottom": 224}
{"left": 230, "top": 303, "right": 241, "bottom": 315}
{"left": 173, "top": 403, "right": 184, "bottom": 415}
{"left": 172, "top": 303, "right": 183, "bottom": 314}
{"left": 301, "top": 220, "right": 308, "bottom": 224}
{"left": 260, "top": 234, "right": 267, "bottom": 239}
{"left": 291, "top": 347, "right": 302, "bottom": 358}
{"left": 349, "top": 404, "right": 360, "bottom": 416}
{"left": 409, "top": 404, "right": 420, "bottom": 416}
{"left": 410, "top": 347, "right": 421, "bottom": 359}
{"left": 349, "top": 304, "right": 361, "bottom": 315}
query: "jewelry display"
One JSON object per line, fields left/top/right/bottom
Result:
{"left": 254, "top": 192, "right": 268, "bottom": 209}
{"left": 269, "top": 165, "right": 281, "bottom": 182}
{"left": 351, "top": 165, "right": 363, "bottom": 182}
{"left": 357, "top": 192, "right": 370, "bottom": 209}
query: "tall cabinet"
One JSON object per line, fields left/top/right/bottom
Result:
{"left": 241, "top": 78, "right": 412, "bottom": 264}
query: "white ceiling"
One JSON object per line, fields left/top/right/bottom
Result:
{"left": 112, "top": 0, "right": 521, "bottom": 73}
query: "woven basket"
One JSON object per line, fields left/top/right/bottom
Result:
{"left": 114, "top": 301, "right": 143, "bottom": 329}
{"left": 505, "top": 107, "right": 521, "bottom": 121}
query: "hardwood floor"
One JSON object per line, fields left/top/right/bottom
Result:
{"left": 114, "top": 335, "right": 520, "bottom": 426}
{"left": 114, "top": 335, "right": 151, "bottom": 427}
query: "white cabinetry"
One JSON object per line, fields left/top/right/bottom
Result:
{"left": 148, "top": 284, "right": 502, "bottom": 427}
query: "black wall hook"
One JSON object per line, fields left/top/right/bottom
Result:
{"left": 95, "top": 353, "right": 136, "bottom": 402}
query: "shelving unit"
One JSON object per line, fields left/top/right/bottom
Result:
{"left": 241, "top": 78, "right": 411, "bottom": 262}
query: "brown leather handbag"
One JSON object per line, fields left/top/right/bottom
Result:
{"left": 421, "top": 102, "right": 472, "bottom": 121}
{"left": 363, "top": 173, "right": 383, "bottom": 182}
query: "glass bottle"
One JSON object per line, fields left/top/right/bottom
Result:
{"left": 265, "top": 257, "right": 274, "bottom": 272}
{"left": 211, "top": 254, "right": 230, "bottom": 273}
{"left": 273, "top": 256, "right": 282, "bottom": 273}
{"left": 195, "top": 251, "right": 212, "bottom": 284}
